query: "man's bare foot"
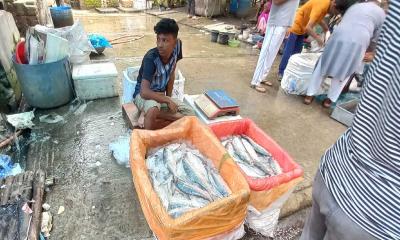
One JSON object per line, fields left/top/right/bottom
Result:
{"left": 304, "top": 96, "right": 314, "bottom": 105}
{"left": 251, "top": 84, "right": 267, "bottom": 93}
{"left": 322, "top": 98, "right": 332, "bottom": 108}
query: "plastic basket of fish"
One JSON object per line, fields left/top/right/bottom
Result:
{"left": 209, "top": 118, "right": 303, "bottom": 211}
{"left": 130, "top": 116, "right": 250, "bottom": 240}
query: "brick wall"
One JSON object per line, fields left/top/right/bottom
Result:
{"left": 4, "top": 0, "right": 39, "bottom": 35}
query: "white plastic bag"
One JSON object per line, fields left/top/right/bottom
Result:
{"left": 109, "top": 132, "right": 131, "bottom": 167}
{"left": 281, "top": 53, "right": 330, "bottom": 95}
{"left": 152, "top": 222, "right": 245, "bottom": 240}
{"left": 34, "top": 21, "right": 95, "bottom": 64}
{"left": 206, "top": 223, "right": 245, "bottom": 240}
{"left": 245, "top": 187, "right": 296, "bottom": 237}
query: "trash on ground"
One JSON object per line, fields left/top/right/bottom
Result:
{"left": 73, "top": 102, "right": 88, "bottom": 115}
{"left": 40, "top": 233, "right": 46, "bottom": 240}
{"left": 42, "top": 203, "right": 51, "bottom": 211}
{"left": 0, "top": 154, "right": 23, "bottom": 179}
{"left": 39, "top": 113, "right": 65, "bottom": 124}
{"left": 95, "top": 161, "right": 101, "bottom": 167}
{"left": 41, "top": 211, "right": 53, "bottom": 237}
{"left": 222, "top": 135, "right": 282, "bottom": 178}
{"left": 22, "top": 202, "right": 33, "bottom": 214}
{"left": 6, "top": 111, "right": 35, "bottom": 129}
{"left": 146, "top": 141, "right": 231, "bottom": 219}
{"left": 57, "top": 206, "right": 65, "bottom": 215}
{"left": 109, "top": 132, "right": 131, "bottom": 168}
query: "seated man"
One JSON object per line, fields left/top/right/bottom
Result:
{"left": 133, "top": 18, "right": 194, "bottom": 130}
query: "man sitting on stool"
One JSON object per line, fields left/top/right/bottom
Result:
{"left": 133, "top": 18, "right": 194, "bottom": 130}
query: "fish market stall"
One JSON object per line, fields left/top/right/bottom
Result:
{"left": 209, "top": 118, "right": 303, "bottom": 237}
{"left": 130, "top": 116, "right": 250, "bottom": 240}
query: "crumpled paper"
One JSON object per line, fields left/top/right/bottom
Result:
{"left": 6, "top": 111, "right": 35, "bottom": 129}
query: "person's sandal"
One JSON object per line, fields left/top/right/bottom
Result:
{"left": 322, "top": 98, "right": 332, "bottom": 108}
{"left": 304, "top": 96, "right": 314, "bottom": 105}
{"left": 261, "top": 80, "right": 273, "bottom": 86}
{"left": 251, "top": 85, "right": 267, "bottom": 93}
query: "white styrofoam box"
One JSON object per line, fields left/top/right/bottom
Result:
{"left": 122, "top": 66, "right": 185, "bottom": 104}
{"left": 134, "top": 0, "right": 153, "bottom": 10}
{"left": 183, "top": 94, "right": 242, "bottom": 125}
{"left": 72, "top": 62, "right": 118, "bottom": 100}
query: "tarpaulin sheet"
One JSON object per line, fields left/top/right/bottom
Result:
{"left": 209, "top": 118, "right": 303, "bottom": 211}
{"left": 130, "top": 116, "right": 250, "bottom": 240}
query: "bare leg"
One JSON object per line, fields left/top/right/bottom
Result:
{"left": 157, "top": 111, "right": 184, "bottom": 122}
{"left": 144, "top": 107, "right": 159, "bottom": 130}
{"left": 144, "top": 107, "right": 184, "bottom": 130}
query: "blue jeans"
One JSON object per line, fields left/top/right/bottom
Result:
{"left": 278, "top": 33, "right": 305, "bottom": 76}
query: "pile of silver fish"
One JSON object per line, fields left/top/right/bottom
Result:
{"left": 146, "top": 142, "right": 231, "bottom": 219}
{"left": 221, "top": 135, "right": 282, "bottom": 178}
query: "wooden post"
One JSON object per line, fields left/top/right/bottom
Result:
{"left": 28, "top": 170, "right": 45, "bottom": 240}
{"left": 36, "top": 0, "right": 47, "bottom": 25}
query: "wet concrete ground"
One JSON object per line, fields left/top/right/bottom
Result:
{"left": 25, "top": 11, "right": 346, "bottom": 239}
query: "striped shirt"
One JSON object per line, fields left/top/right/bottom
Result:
{"left": 320, "top": 2, "right": 400, "bottom": 240}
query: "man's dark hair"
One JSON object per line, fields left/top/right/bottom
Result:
{"left": 154, "top": 18, "right": 179, "bottom": 38}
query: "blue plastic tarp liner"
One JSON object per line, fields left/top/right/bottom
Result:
{"left": 88, "top": 34, "right": 112, "bottom": 48}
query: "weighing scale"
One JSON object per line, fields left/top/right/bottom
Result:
{"left": 194, "top": 90, "right": 240, "bottom": 119}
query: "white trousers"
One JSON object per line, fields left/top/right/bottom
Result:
{"left": 251, "top": 25, "right": 287, "bottom": 86}
{"left": 307, "top": 60, "right": 351, "bottom": 102}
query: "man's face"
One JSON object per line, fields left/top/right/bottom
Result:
{"left": 157, "top": 33, "right": 177, "bottom": 59}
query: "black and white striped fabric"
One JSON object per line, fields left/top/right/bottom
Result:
{"left": 320, "top": 2, "right": 400, "bottom": 240}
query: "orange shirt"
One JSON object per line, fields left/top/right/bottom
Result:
{"left": 289, "top": 0, "right": 331, "bottom": 35}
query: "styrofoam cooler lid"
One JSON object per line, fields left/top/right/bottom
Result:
{"left": 72, "top": 62, "right": 118, "bottom": 80}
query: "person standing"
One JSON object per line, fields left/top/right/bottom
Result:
{"left": 304, "top": 0, "right": 385, "bottom": 107}
{"left": 256, "top": 0, "right": 272, "bottom": 35}
{"left": 187, "top": 0, "right": 196, "bottom": 19}
{"left": 299, "top": 1, "right": 400, "bottom": 239}
{"left": 277, "top": 0, "right": 336, "bottom": 80}
{"left": 250, "top": 0, "right": 300, "bottom": 93}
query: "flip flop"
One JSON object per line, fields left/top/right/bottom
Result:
{"left": 261, "top": 81, "right": 273, "bottom": 86}
{"left": 250, "top": 85, "right": 267, "bottom": 93}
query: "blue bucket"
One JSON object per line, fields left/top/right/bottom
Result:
{"left": 13, "top": 56, "right": 74, "bottom": 109}
{"left": 50, "top": 6, "right": 74, "bottom": 28}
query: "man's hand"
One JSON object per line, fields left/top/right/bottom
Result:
{"left": 167, "top": 99, "right": 178, "bottom": 113}
{"left": 316, "top": 37, "right": 324, "bottom": 47}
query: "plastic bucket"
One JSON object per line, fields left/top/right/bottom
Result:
{"left": 211, "top": 30, "right": 219, "bottom": 42}
{"left": 50, "top": 6, "right": 74, "bottom": 28}
{"left": 13, "top": 56, "right": 74, "bottom": 109}
{"left": 122, "top": 66, "right": 139, "bottom": 104}
{"left": 219, "top": 33, "right": 229, "bottom": 45}
{"left": 236, "top": 0, "right": 251, "bottom": 18}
